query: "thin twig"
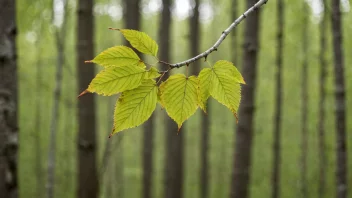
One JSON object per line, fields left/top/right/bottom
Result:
{"left": 161, "top": 0, "right": 268, "bottom": 68}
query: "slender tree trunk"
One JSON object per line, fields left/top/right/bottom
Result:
{"left": 318, "top": 0, "right": 327, "bottom": 197}
{"left": 46, "top": 0, "right": 69, "bottom": 197}
{"left": 300, "top": 3, "right": 308, "bottom": 198}
{"left": 142, "top": 112, "right": 154, "bottom": 198}
{"left": 271, "top": 0, "right": 284, "bottom": 197}
{"left": 105, "top": 97, "right": 115, "bottom": 198}
{"left": 0, "top": 0, "right": 18, "bottom": 197}
{"left": 35, "top": 26, "right": 43, "bottom": 198}
{"left": 229, "top": 0, "right": 262, "bottom": 197}
{"left": 77, "top": 0, "right": 99, "bottom": 197}
{"left": 188, "top": 1, "right": 209, "bottom": 198}
{"left": 331, "top": 0, "right": 347, "bottom": 197}
{"left": 160, "top": 1, "right": 184, "bottom": 198}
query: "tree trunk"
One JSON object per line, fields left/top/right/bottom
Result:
{"left": 141, "top": 0, "right": 153, "bottom": 194}
{"left": 229, "top": 0, "right": 262, "bottom": 197}
{"left": 46, "top": 0, "right": 69, "bottom": 197}
{"left": 188, "top": 1, "right": 209, "bottom": 198}
{"left": 300, "top": 3, "right": 308, "bottom": 198}
{"left": 331, "top": 0, "right": 347, "bottom": 197}
{"left": 34, "top": 24, "right": 43, "bottom": 198}
{"left": 0, "top": 0, "right": 18, "bottom": 197}
{"left": 231, "top": 0, "right": 238, "bottom": 66}
{"left": 77, "top": 0, "right": 99, "bottom": 197}
{"left": 271, "top": 0, "right": 284, "bottom": 197}
{"left": 142, "top": 113, "right": 154, "bottom": 198}
{"left": 318, "top": 0, "right": 327, "bottom": 197}
{"left": 160, "top": 0, "right": 184, "bottom": 198}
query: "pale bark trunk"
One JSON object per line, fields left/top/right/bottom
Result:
{"left": 46, "top": 0, "right": 69, "bottom": 197}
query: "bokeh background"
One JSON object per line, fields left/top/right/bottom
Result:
{"left": 13, "top": 0, "right": 352, "bottom": 197}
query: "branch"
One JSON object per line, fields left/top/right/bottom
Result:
{"left": 164, "top": 0, "right": 268, "bottom": 68}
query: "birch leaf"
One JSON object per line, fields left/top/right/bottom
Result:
{"left": 145, "top": 66, "right": 161, "bottom": 79}
{"left": 213, "top": 60, "right": 246, "bottom": 84}
{"left": 160, "top": 74, "right": 199, "bottom": 130}
{"left": 210, "top": 65, "right": 242, "bottom": 115}
{"left": 87, "top": 66, "right": 145, "bottom": 96}
{"left": 198, "top": 68, "right": 213, "bottom": 112}
{"left": 113, "top": 79, "right": 158, "bottom": 134}
{"left": 86, "top": 46, "right": 146, "bottom": 68}
{"left": 119, "top": 29, "right": 158, "bottom": 57}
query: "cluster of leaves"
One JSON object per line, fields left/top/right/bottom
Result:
{"left": 79, "top": 29, "right": 245, "bottom": 137}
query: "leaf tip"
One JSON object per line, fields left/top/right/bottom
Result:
{"left": 177, "top": 125, "right": 183, "bottom": 133}
{"left": 78, "top": 90, "right": 89, "bottom": 98}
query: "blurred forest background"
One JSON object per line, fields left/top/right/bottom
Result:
{"left": 0, "top": 0, "right": 351, "bottom": 198}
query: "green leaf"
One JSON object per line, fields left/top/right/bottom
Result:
{"left": 198, "top": 68, "right": 213, "bottom": 112}
{"left": 210, "top": 65, "right": 242, "bottom": 115}
{"left": 160, "top": 74, "right": 199, "bottom": 129}
{"left": 87, "top": 46, "right": 146, "bottom": 68}
{"left": 87, "top": 66, "right": 146, "bottom": 96}
{"left": 158, "top": 80, "right": 167, "bottom": 109}
{"left": 113, "top": 79, "right": 158, "bottom": 134}
{"left": 119, "top": 29, "right": 159, "bottom": 57}
{"left": 213, "top": 60, "right": 245, "bottom": 84}
{"left": 145, "top": 66, "right": 161, "bottom": 79}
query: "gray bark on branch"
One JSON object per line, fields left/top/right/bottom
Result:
{"left": 164, "top": 0, "right": 268, "bottom": 68}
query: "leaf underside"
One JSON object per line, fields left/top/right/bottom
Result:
{"left": 113, "top": 79, "right": 158, "bottom": 134}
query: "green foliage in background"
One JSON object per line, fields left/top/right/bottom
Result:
{"left": 80, "top": 29, "right": 244, "bottom": 135}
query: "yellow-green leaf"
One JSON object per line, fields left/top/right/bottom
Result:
{"left": 145, "top": 66, "right": 161, "bottom": 79}
{"left": 213, "top": 60, "right": 245, "bottom": 84}
{"left": 113, "top": 79, "right": 158, "bottom": 134}
{"left": 119, "top": 29, "right": 158, "bottom": 57}
{"left": 158, "top": 80, "right": 167, "bottom": 109}
{"left": 87, "top": 66, "right": 145, "bottom": 96}
{"left": 160, "top": 74, "right": 199, "bottom": 129}
{"left": 210, "top": 65, "right": 241, "bottom": 115}
{"left": 87, "top": 46, "right": 146, "bottom": 68}
{"left": 198, "top": 68, "right": 213, "bottom": 112}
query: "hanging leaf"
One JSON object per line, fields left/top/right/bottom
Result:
{"left": 145, "top": 66, "right": 161, "bottom": 79}
{"left": 113, "top": 79, "right": 158, "bottom": 134}
{"left": 210, "top": 64, "right": 242, "bottom": 115}
{"left": 87, "top": 66, "right": 146, "bottom": 96}
{"left": 213, "top": 60, "right": 246, "bottom": 84}
{"left": 160, "top": 74, "right": 199, "bottom": 130}
{"left": 198, "top": 68, "right": 213, "bottom": 112}
{"left": 85, "top": 46, "right": 146, "bottom": 68}
{"left": 119, "top": 29, "right": 158, "bottom": 57}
